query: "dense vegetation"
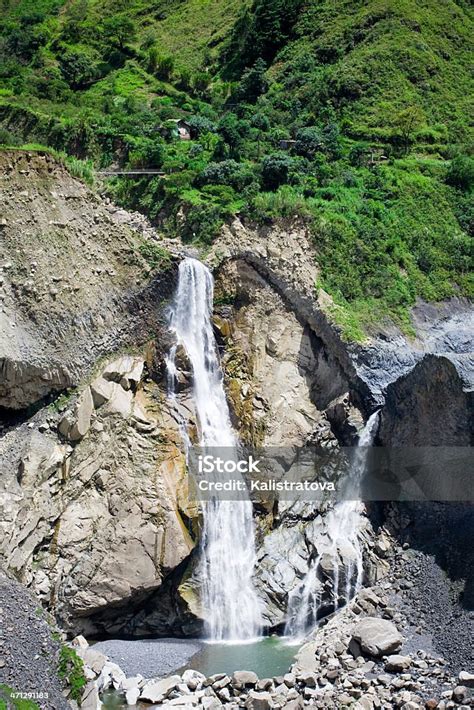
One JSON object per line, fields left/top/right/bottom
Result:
{"left": 0, "top": 0, "right": 472, "bottom": 338}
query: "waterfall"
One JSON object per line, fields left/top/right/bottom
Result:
{"left": 167, "top": 257, "right": 262, "bottom": 642}
{"left": 284, "top": 412, "right": 379, "bottom": 639}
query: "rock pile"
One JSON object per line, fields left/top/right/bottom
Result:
{"left": 74, "top": 581, "right": 473, "bottom": 710}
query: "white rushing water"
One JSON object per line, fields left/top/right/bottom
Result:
{"left": 167, "top": 257, "right": 262, "bottom": 642}
{"left": 285, "top": 411, "right": 379, "bottom": 639}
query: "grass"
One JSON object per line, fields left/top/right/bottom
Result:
{"left": 0, "top": 0, "right": 472, "bottom": 340}
{"left": 57, "top": 646, "right": 86, "bottom": 703}
{"left": 138, "top": 241, "right": 173, "bottom": 269}
{"left": 0, "top": 686, "right": 40, "bottom": 710}
{"left": 277, "top": 0, "right": 473, "bottom": 143}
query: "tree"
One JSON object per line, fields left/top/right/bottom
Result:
{"left": 391, "top": 106, "right": 424, "bottom": 154}
{"left": 294, "top": 126, "right": 322, "bottom": 158}
{"left": 234, "top": 58, "right": 268, "bottom": 103}
{"left": 102, "top": 14, "right": 136, "bottom": 51}
{"left": 199, "top": 160, "right": 254, "bottom": 191}
{"left": 187, "top": 116, "right": 217, "bottom": 139}
{"left": 60, "top": 48, "right": 101, "bottom": 89}
{"left": 261, "top": 152, "right": 295, "bottom": 190}
{"left": 217, "top": 113, "right": 250, "bottom": 157}
{"left": 446, "top": 155, "right": 474, "bottom": 192}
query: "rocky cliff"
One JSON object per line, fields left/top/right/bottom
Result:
{"left": 0, "top": 151, "right": 198, "bottom": 637}
{"left": 0, "top": 150, "right": 177, "bottom": 413}
{"left": 0, "top": 152, "right": 472, "bottom": 693}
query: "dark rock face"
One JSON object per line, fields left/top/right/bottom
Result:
{"left": 376, "top": 355, "right": 473, "bottom": 670}
{"left": 379, "top": 354, "right": 472, "bottom": 447}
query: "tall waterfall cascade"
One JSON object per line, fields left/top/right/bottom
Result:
{"left": 285, "top": 411, "right": 379, "bottom": 639}
{"left": 167, "top": 257, "right": 262, "bottom": 642}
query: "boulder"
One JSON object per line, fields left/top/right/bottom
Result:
{"left": 282, "top": 697, "right": 303, "bottom": 710}
{"left": 90, "top": 376, "right": 114, "bottom": 407}
{"left": 97, "top": 661, "right": 126, "bottom": 691}
{"left": 211, "top": 675, "right": 231, "bottom": 690}
{"left": 81, "top": 682, "right": 101, "bottom": 710}
{"left": 201, "top": 698, "right": 222, "bottom": 710}
{"left": 351, "top": 617, "right": 403, "bottom": 657}
{"left": 76, "top": 646, "right": 107, "bottom": 675}
{"left": 385, "top": 654, "right": 411, "bottom": 672}
{"left": 459, "top": 671, "right": 474, "bottom": 688}
{"left": 453, "top": 686, "right": 469, "bottom": 703}
{"left": 120, "top": 675, "right": 143, "bottom": 691}
{"left": 125, "top": 687, "right": 140, "bottom": 705}
{"left": 355, "top": 696, "right": 374, "bottom": 710}
{"left": 71, "top": 635, "right": 89, "bottom": 650}
{"left": 59, "top": 387, "right": 94, "bottom": 441}
{"left": 296, "top": 671, "right": 317, "bottom": 688}
{"left": 245, "top": 690, "right": 273, "bottom": 710}
{"left": 182, "top": 669, "right": 206, "bottom": 690}
{"left": 102, "top": 355, "right": 144, "bottom": 390}
{"left": 140, "top": 675, "right": 181, "bottom": 703}
{"left": 232, "top": 670, "right": 259, "bottom": 688}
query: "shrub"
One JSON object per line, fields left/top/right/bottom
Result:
{"left": 294, "top": 126, "right": 323, "bottom": 158}
{"left": 261, "top": 152, "right": 295, "bottom": 190}
{"left": 446, "top": 155, "right": 474, "bottom": 192}
{"left": 0, "top": 128, "right": 19, "bottom": 146}
{"left": 199, "top": 160, "right": 254, "bottom": 191}
{"left": 187, "top": 115, "right": 217, "bottom": 138}
{"left": 59, "top": 48, "right": 101, "bottom": 89}
{"left": 138, "top": 242, "right": 172, "bottom": 269}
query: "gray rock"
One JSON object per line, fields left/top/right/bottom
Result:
{"left": 168, "top": 695, "right": 201, "bottom": 706}
{"left": 97, "top": 661, "right": 126, "bottom": 691}
{"left": 125, "top": 687, "right": 140, "bottom": 705}
{"left": 282, "top": 697, "right": 303, "bottom": 710}
{"left": 232, "top": 670, "right": 259, "bottom": 688}
{"left": 140, "top": 675, "right": 181, "bottom": 702}
{"left": 201, "top": 698, "right": 222, "bottom": 710}
{"left": 212, "top": 675, "right": 231, "bottom": 690}
{"left": 459, "top": 671, "right": 474, "bottom": 688}
{"left": 81, "top": 682, "right": 101, "bottom": 710}
{"left": 102, "top": 355, "right": 144, "bottom": 390}
{"left": 182, "top": 669, "right": 206, "bottom": 690}
{"left": 59, "top": 387, "right": 94, "bottom": 441}
{"left": 385, "top": 655, "right": 412, "bottom": 672}
{"left": 244, "top": 690, "right": 273, "bottom": 710}
{"left": 453, "top": 686, "right": 470, "bottom": 703}
{"left": 351, "top": 617, "right": 403, "bottom": 657}
{"left": 256, "top": 679, "right": 274, "bottom": 691}
{"left": 90, "top": 376, "right": 114, "bottom": 407}
{"left": 76, "top": 647, "right": 107, "bottom": 675}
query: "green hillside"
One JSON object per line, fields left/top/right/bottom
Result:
{"left": 0, "top": 0, "right": 472, "bottom": 339}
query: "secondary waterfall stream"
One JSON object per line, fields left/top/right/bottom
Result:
{"left": 167, "top": 257, "right": 262, "bottom": 641}
{"left": 285, "top": 412, "right": 379, "bottom": 639}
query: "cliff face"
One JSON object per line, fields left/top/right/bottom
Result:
{"left": 0, "top": 152, "right": 198, "bottom": 635}
{"left": 0, "top": 152, "right": 472, "bottom": 644}
{"left": 0, "top": 150, "right": 177, "bottom": 413}
{"left": 379, "top": 355, "right": 472, "bottom": 447}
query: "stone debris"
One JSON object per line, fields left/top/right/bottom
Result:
{"left": 75, "top": 580, "right": 473, "bottom": 709}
